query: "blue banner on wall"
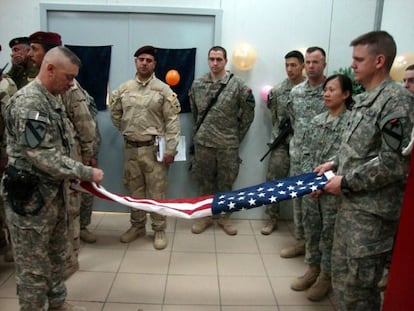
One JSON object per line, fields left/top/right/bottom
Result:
{"left": 66, "top": 45, "right": 112, "bottom": 111}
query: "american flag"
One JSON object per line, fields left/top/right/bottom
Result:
{"left": 73, "top": 171, "right": 334, "bottom": 219}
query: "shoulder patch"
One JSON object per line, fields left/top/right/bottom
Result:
{"left": 382, "top": 118, "right": 403, "bottom": 151}
{"left": 25, "top": 111, "right": 49, "bottom": 148}
{"left": 167, "top": 93, "right": 181, "bottom": 114}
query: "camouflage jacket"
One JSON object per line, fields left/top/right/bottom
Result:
{"left": 337, "top": 79, "right": 414, "bottom": 220}
{"left": 60, "top": 80, "right": 96, "bottom": 163}
{"left": 110, "top": 74, "right": 181, "bottom": 155}
{"left": 5, "top": 78, "right": 94, "bottom": 191}
{"left": 7, "top": 64, "right": 38, "bottom": 89}
{"left": 268, "top": 78, "right": 296, "bottom": 142}
{"left": 301, "top": 109, "right": 350, "bottom": 173}
{"left": 287, "top": 79, "right": 326, "bottom": 162}
{"left": 189, "top": 72, "right": 255, "bottom": 148}
{"left": 0, "top": 76, "right": 18, "bottom": 161}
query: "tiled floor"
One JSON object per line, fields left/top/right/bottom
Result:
{"left": 0, "top": 212, "right": 337, "bottom": 311}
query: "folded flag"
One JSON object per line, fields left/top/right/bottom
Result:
{"left": 73, "top": 171, "right": 334, "bottom": 219}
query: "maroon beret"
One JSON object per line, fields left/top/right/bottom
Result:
{"left": 29, "top": 31, "right": 62, "bottom": 47}
{"left": 134, "top": 45, "right": 157, "bottom": 58}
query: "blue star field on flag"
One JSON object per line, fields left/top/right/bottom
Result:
{"left": 211, "top": 172, "right": 328, "bottom": 215}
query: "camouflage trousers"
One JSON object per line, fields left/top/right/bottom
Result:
{"left": 332, "top": 206, "right": 396, "bottom": 311}
{"left": 265, "top": 145, "right": 290, "bottom": 219}
{"left": 4, "top": 187, "right": 68, "bottom": 310}
{"left": 302, "top": 194, "right": 338, "bottom": 273}
{"left": 80, "top": 192, "right": 94, "bottom": 229}
{"left": 0, "top": 197, "right": 6, "bottom": 246}
{"left": 289, "top": 159, "right": 304, "bottom": 240}
{"left": 123, "top": 144, "right": 167, "bottom": 231}
{"left": 192, "top": 144, "right": 240, "bottom": 195}
{"left": 65, "top": 186, "right": 81, "bottom": 270}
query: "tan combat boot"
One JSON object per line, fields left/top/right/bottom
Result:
{"left": 63, "top": 260, "right": 79, "bottom": 280}
{"left": 261, "top": 218, "right": 278, "bottom": 235}
{"left": 291, "top": 264, "right": 320, "bottom": 291}
{"left": 280, "top": 239, "right": 305, "bottom": 258}
{"left": 218, "top": 214, "right": 237, "bottom": 235}
{"left": 48, "top": 301, "right": 86, "bottom": 311}
{"left": 80, "top": 228, "right": 97, "bottom": 244}
{"left": 306, "top": 271, "right": 331, "bottom": 301}
{"left": 153, "top": 230, "right": 168, "bottom": 250}
{"left": 191, "top": 216, "right": 214, "bottom": 234}
{"left": 120, "top": 226, "right": 146, "bottom": 243}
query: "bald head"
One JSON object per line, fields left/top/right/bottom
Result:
{"left": 42, "top": 46, "right": 81, "bottom": 68}
{"left": 38, "top": 46, "right": 81, "bottom": 95}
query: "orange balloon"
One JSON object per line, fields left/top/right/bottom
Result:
{"left": 165, "top": 69, "right": 180, "bottom": 86}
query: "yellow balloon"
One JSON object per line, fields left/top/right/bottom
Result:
{"left": 390, "top": 52, "right": 414, "bottom": 82}
{"left": 231, "top": 42, "right": 257, "bottom": 70}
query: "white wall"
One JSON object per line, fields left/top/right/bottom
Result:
{"left": 1, "top": 0, "right": 411, "bottom": 219}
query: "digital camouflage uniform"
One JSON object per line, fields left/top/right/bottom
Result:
{"left": 301, "top": 109, "right": 350, "bottom": 275}
{"left": 287, "top": 80, "right": 325, "bottom": 240}
{"left": 190, "top": 72, "right": 255, "bottom": 203}
{"left": 0, "top": 76, "right": 17, "bottom": 250}
{"left": 110, "top": 73, "right": 180, "bottom": 232}
{"left": 265, "top": 78, "right": 294, "bottom": 220}
{"left": 7, "top": 64, "right": 38, "bottom": 89}
{"left": 331, "top": 79, "right": 414, "bottom": 310}
{"left": 2, "top": 78, "right": 95, "bottom": 310}
{"left": 60, "top": 79, "right": 96, "bottom": 275}
{"left": 80, "top": 94, "right": 100, "bottom": 230}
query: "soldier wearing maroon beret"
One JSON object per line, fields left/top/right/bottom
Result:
{"left": 28, "top": 31, "right": 62, "bottom": 67}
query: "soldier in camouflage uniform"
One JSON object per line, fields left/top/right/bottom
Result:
{"left": 295, "top": 74, "right": 352, "bottom": 301}
{"left": 7, "top": 37, "right": 38, "bottom": 89}
{"left": 189, "top": 46, "right": 255, "bottom": 236}
{"left": 0, "top": 47, "right": 18, "bottom": 261}
{"left": 79, "top": 94, "right": 101, "bottom": 244}
{"left": 261, "top": 50, "right": 305, "bottom": 235}
{"left": 2, "top": 46, "right": 103, "bottom": 311}
{"left": 316, "top": 31, "right": 414, "bottom": 310}
{"left": 284, "top": 47, "right": 327, "bottom": 260}
{"left": 28, "top": 31, "right": 97, "bottom": 279}
{"left": 403, "top": 64, "right": 414, "bottom": 94}
{"left": 110, "top": 45, "right": 181, "bottom": 250}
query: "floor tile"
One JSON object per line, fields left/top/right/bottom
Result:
{"left": 0, "top": 272, "right": 17, "bottom": 298}
{"left": 0, "top": 212, "right": 337, "bottom": 310}
{"left": 217, "top": 253, "right": 266, "bottom": 276}
{"left": 222, "top": 306, "right": 279, "bottom": 311}
{"left": 66, "top": 271, "right": 116, "bottom": 301}
{"left": 219, "top": 276, "right": 276, "bottom": 306}
{"left": 165, "top": 275, "right": 219, "bottom": 305}
{"left": 0, "top": 261, "right": 14, "bottom": 286}
{"left": 120, "top": 250, "right": 170, "bottom": 274}
{"left": 262, "top": 254, "right": 306, "bottom": 277}
{"left": 97, "top": 212, "right": 131, "bottom": 231}
{"left": 215, "top": 235, "right": 259, "bottom": 253}
{"left": 108, "top": 273, "right": 166, "bottom": 304}
{"left": 169, "top": 252, "right": 217, "bottom": 275}
{"left": 0, "top": 297, "right": 19, "bottom": 311}
{"left": 79, "top": 247, "right": 125, "bottom": 272}
{"left": 256, "top": 234, "right": 300, "bottom": 254}
{"left": 163, "top": 305, "right": 220, "bottom": 311}
{"left": 172, "top": 232, "right": 215, "bottom": 252}
{"left": 82, "top": 229, "right": 129, "bottom": 250}
{"left": 103, "top": 302, "right": 162, "bottom": 311}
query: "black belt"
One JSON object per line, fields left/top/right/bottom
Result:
{"left": 126, "top": 138, "right": 155, "bottom": 148}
